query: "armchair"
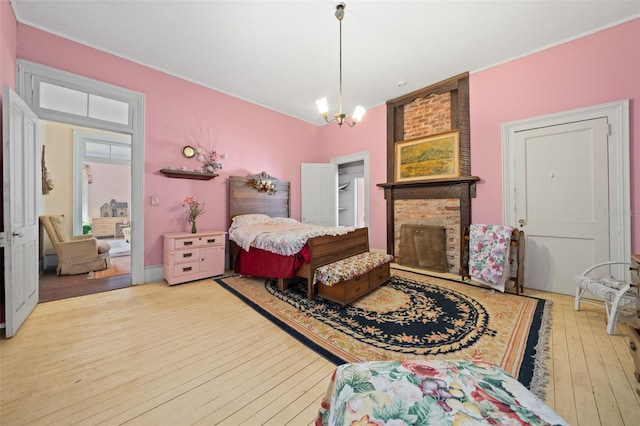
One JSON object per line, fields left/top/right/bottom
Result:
{"left": 40, "top": 215, "right": 111, "bottom": 275}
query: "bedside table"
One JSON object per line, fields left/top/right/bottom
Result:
{"left": 163, "top": 231, "right": 226, "bottom": 285}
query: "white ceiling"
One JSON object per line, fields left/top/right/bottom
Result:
{"left": 11, "top": 1, "right": 640, "bottom": 126}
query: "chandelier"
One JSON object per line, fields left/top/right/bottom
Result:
{"left": 315, "top": 3, "right": 366, "bottom": 127}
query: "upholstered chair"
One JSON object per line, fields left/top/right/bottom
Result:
{"left": 39, "top": 215, "right": 111, "bottom": 275}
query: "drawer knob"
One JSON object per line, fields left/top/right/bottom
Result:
{"left": 355, "top": 286, "right": 361, "bottom": 292}
{"left": 182, "top": 266, "right": 192, "bottom": 272}
{"left": 184, "top": 241, "right": 193, "bottom": 246}
{"left": 207, "top": 238, "right": 216, "bottom": 243}
{"left": 182, "top": 253, "right": 193, "bottom": 258}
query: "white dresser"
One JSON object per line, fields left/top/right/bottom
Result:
{"left": 163, "top": 231, "right": 226, "bottom": 285}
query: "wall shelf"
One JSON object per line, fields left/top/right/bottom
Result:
{"left": 160, "top": 169, "right": 218, "bottom": 180}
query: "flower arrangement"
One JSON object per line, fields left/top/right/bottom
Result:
{"left": 196, "top": 147, "right": 224, "bottom": 174}
{"left": 253, "top": 178, "right": 278, "bottom": 195}
{"left": 183, "top": 196, "right": 205, "bottom": 232}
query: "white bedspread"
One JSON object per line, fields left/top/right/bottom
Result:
{"left": 229, "top": 217, "right": 355, "bottom": 256}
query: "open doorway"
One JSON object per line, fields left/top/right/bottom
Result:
{"left": 38, "top": 121, "right": 132, "bottom": 302}
{"left": 337, "top": 161, "right": 366, "bottom": 228}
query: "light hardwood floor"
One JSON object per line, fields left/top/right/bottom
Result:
{"left": 1, "top": 275, "right": 639, "bottom": 425}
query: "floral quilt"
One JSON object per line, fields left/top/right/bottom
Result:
{"left": 228, "top": 216, "right": 355, "bottom": 256}
{"left": 468, "top": 224, "right": 515, "bottom": 292}
{"left": 316, "top": 360, "right": 567, "bottom": 426}
{"left": 314, "top": 251, "right": 394, "bottom": 285}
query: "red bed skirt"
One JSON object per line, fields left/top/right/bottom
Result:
{"left": 234, "top": 245, "right": 311, "bottom": 278}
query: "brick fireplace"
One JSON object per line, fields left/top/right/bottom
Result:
{"left": 379, "top": 177, "right": 478, "bottom": 274}
{"left": 379, "top": 73, "right": 478, "bottom": 275}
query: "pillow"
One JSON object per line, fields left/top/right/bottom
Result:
{"left": 268, "top": 217, "right": 300, "bottom": 225}
{"left": 231, "top": 214, "right": 271, "bottom": 227}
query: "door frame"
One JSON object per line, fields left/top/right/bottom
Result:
{"left": 16, "top": 59, "right": 145, "bottom": 285}
{"left": 330, "top": 151, "right": 370, "bottom": 228}
{"left": 502, "top": 100, "right": 631, "bottom": 274}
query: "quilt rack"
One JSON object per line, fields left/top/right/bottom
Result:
{"left": 461, "top": 226, "right": 526, "bottom": 294}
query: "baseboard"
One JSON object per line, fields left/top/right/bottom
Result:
{"left": 143, "top": 265, "right": 165, "bottom": 284}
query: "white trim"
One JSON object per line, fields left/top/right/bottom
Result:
{"left": 17, "top": 59, "right": 146, "bottom": 285}
{"left": 502, "top": 99, "right": 631, "bottom": 278}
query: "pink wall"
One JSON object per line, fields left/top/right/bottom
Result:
{"left": 316, "top": 103, "right": 388, "bottom": 250}
{"left": 16, "top": 25, "right": 323, "bottom": 266}
{"left": 0, "top": 0, "right": 16, "bottom": 91}
{"left": 470, "top": 18, "right": 639, "bottom": 252}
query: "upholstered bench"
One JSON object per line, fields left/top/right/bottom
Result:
{"left": 314, "top": 251, "right": 394, "bottom": 305}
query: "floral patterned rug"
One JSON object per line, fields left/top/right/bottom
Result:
{"left": 214, "top": 269, "right": 551, "bottom": 397}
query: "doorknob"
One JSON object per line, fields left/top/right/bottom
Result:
{"left": 13, "top": 231, "right": 23, "bottom": 238}
{"left": 518, "top": 219, "right": 526, "bottom": 227}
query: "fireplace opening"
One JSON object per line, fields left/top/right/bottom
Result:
{"left": 398, "top": 224, "right": 448, "bottom": 273}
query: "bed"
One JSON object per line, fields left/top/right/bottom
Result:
{"left": 229, "top": 173, "right": 371, "bottom": 301}
{"left": 317, "top": 360, "right": 567, "bottom": 426}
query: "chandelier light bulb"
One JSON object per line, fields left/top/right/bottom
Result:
{"left": 315, "top": 97, "right": 329, "bottom": 116}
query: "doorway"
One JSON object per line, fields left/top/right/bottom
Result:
{"left": 38, "top": 122, "right": 132, "bottom": 302}
{"left": 337, "top": 161, "right": 366, "bottom": 228}
{"left": 502, "top": 100, "right": 631, "bottom": 295}
{"left": 301, "top": 151, "right": 370, "bottom": 229}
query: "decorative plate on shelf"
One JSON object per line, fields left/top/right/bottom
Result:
{"left": 182, "top": 145, "right": 196, "bottom": 158}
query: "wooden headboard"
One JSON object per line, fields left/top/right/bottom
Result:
{"left": 228, "top": 172, "right": 290, "bottom": 225}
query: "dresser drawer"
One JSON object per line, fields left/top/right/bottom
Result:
{"left": 174, "top": 237, "right": 204, "bottom": 249}
{"left": 173, "top": 260, "right": 201, "bottom": 277}
{"left": 174, "top": 248, "right": 199, "bottom": 263}
{"left": 173, "top": 234, "right": 224, "bottom": 249}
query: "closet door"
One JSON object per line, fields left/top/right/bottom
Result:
{"left": 300, "top": 163, "right": 337, "bottom": 227}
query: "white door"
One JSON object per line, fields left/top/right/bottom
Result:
{"left": 301, "top": 163, "right": 337, "bottom": 226}
{"left": 2, "top": 87, "right": 40, "bottom": 338}
{"left": 513, "top": 118, "right": 610, "bottom": 295}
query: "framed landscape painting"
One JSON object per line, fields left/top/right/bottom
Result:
{"left": 394, "top": 130, "right": 460, "bottom": 182}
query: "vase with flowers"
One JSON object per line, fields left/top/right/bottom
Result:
{"left": 183, "top": 196, "right": 205, "bottom": 233}
{"left": 196, "top": 147, "right": 224, "bottom": 174}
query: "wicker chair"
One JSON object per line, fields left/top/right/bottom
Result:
{"left": 574, "top": 261, "right": 637, "bottom": 335}
{"left": 40, "top": 215, "right": 111, "bottom": 275}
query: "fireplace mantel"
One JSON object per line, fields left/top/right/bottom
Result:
{"left": 377, "top": 176, "right": 480, "bottom": 274}
{"left": 377, "top": 176, "right": 480, "bottom": 191}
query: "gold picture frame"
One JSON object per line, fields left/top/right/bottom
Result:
{"left": 394, "top": 130, "right": 460, "bottom": 182}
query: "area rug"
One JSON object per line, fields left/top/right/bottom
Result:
{"left": 87, "top": 256, "right": 131, "bottom": 279}
{"left": 214, "top": 270, "right": 551, "bottom": 397}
